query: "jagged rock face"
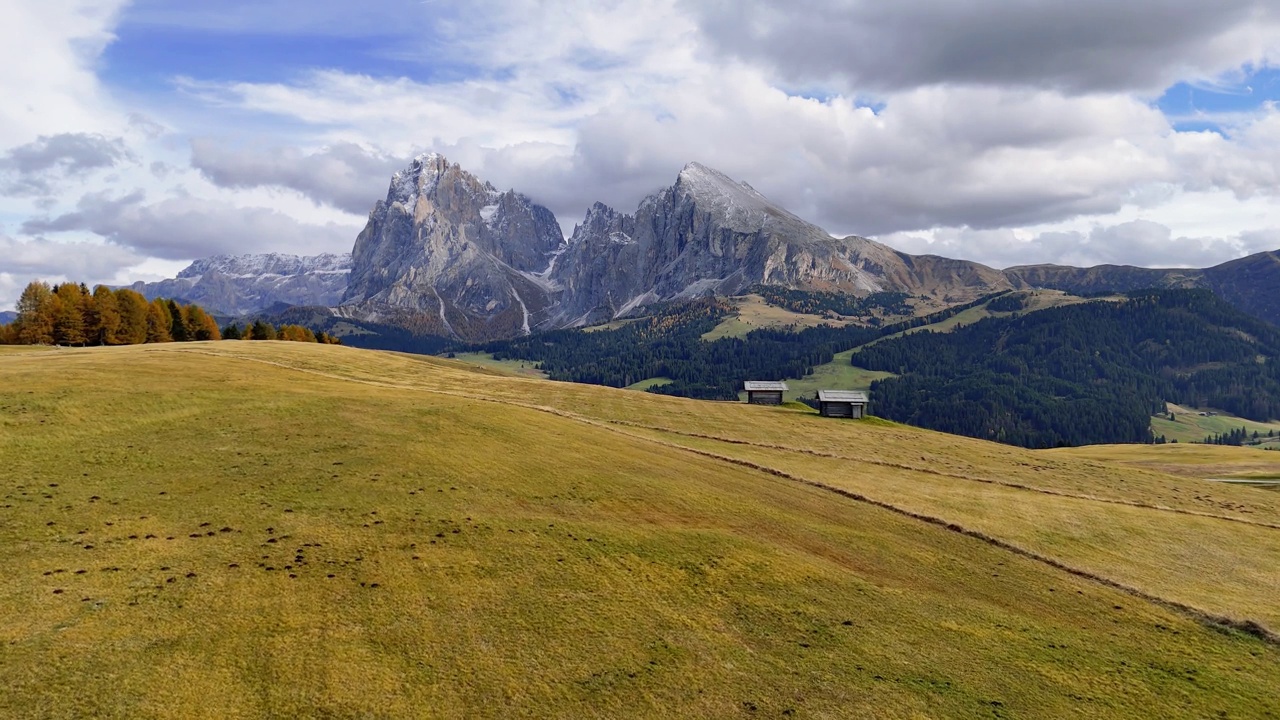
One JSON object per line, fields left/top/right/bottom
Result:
{"left": 550, "top": 163, "right": 1008, "bottom": 325}
{"left": 130, "top": 253, "right": 351, "bottom": 315}
{"left": 341, "top": 154, "right": 563, "bottom": 340}
{"left": 341, "top": 157, "right": 1015, "bottom": 338}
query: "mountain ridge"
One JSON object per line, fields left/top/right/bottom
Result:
{"left": 122, "top": 156, "right": 1280, "bottom": 336}
{"left": 338, "top": 156, "right": 1013, "bottom": 340}
{"left": 129, "top": 252, "right": 351, "bottom": 316}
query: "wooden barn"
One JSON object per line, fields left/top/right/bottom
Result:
{"left": 744, "top": 381, "right": 788, "bottom": 405}
{"left": 818, "top": 390, "right": 869, "bottom": 419}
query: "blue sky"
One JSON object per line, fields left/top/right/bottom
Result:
{"left": 0, "top": 0, "right": 1278, "bottom": 308}
{"left": 1158, "top": 68, "right": 1280, "bottom": 133}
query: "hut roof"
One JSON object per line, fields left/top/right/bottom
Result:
{"left": 744, "top": 381, "right": 788, "bottom": 392}
{"left": 818, "top": 390, "right": 869, "bottom": 403}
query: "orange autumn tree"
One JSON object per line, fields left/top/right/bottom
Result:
{"left": 1, "top": 280, "right": 231, "bottom": 347}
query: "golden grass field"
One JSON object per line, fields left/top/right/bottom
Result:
{"left": 2, "top": 342, "right": 1279, "bottom": 719}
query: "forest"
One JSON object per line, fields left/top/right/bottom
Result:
{"left": 853, "top": 289, "right": 1280, "bottom": 448}
{"left": 476, "top": 292, "right": 1008, "bottom": 400}
{"left": 0, "top": 281, "right": 339, "bottom": 347}
{"left": 752, "top": 286, "right": 913, "bottom": 319}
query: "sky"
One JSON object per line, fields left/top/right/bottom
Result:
{"left": 2, "top": 0, "right": 1279, "bottom": 310}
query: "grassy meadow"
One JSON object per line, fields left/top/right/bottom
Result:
{"left": 2, "top": 342, "right": 1279, "bottom": 718}
{"left": 1152, "top": 402, "right": 1280, "bottom": 444}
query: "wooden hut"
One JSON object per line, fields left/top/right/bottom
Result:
{"left": 818, "top": 390, "right": 869, "bottom": 418}
{"left": 744, "top": 381, "right": 788, "bottom": 405}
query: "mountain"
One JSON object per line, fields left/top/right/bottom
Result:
{"left": 1004, "top": 250, "right": 1280, "bottom": 326}
{"left": 131, "top": 253, "right": 351, "bottom": 316}
{"left": 340, "top": 153, "right": 563, "bottom": 339}
{"left": 550, "top": 163, "right": 1010, "bottom": 326}
{"left": 341, "top": 156, "right": 1010, "bottom": 340}
{"left": 123, "top": 157, "right": 1280, "bottom": 341}
{"left": 0, "top": 311, "right": 16, "bottom": 325}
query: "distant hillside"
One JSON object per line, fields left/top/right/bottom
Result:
{"left": 1005, "top": 250, "right": 1280, "bottom": 326}
{"left": 854, "top": 289, "right": 1280, "bottom": 448}
{"left": 0, "top": 311, "right": 16, "bottom": 325}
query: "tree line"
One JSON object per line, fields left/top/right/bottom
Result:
{"left": 752, "top": 286, "right": 913, "bottom": 319}
{"left": 473, "top": 292, "right": 1011, "bottom": 401}
{"left": 852, "top": 289, "right": 1280, "bottom": 448}
{"left": 1, "top": 280, "right": 339, "bottom": 347}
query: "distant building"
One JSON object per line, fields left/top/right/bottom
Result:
{"left": 744, "top": 381, "right": 787, "bottom": 405}
{"left": 818, "top": 390, "right": 869, "bottom": 419}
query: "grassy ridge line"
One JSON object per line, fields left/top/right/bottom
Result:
{"left": 602, "top": 421, "right": 1280, "bottom": 530}
{"left": 190, "top": 343, "right": 1280, "bottom": 525}
{"left": 171, "top": 346, "right": 1279, "bottom": 642}
{"left": 174, "top": 347, "right": 1280, "bottom": 529}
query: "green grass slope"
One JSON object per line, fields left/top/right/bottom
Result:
{"left": 2, "top": 343, "right": 1279, "bottom": 718}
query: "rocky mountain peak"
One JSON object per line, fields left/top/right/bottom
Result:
{"left": 342, "top": 155, "right": 563, "bottom": 339}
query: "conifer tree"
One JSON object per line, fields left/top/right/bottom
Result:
{"left": 187, "top": 305, "right": 221, "bottom": 341}
{"left": 249, "top": 319, "right": 276, "bottom": 340}
{"left": 146, "top": 301, "right": 172, "bottom": 343}
{"left": 167, "top": 299, "right": 191, "bottom": 342}
{"left": 52, "top": 283, "right": 88, "bottom": 346}
{"left": 15, "top": 281, "right": 55, "bottom": 345}
{"left": 221, "top": 323, "right": 243, "bottom": 340}
{"left": 113, "top": 289, "right": 150, "bottom": 344}
{"left": 88, "top": 285, "right": 121, "bottom": 345}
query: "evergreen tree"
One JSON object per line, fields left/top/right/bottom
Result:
{"left": 249, "top": 319, "right": 276, "bottom": 340}
{"left": 221, "top": 323, "right": 243, "bottom": 340}
{"left": 167, "top": 299, "right": 191, "bottom": 342}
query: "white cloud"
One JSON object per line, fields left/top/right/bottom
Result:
{"left": 686, "top": 0, "right": 1280, "bottom": 95}
{"left": 0, "top": 0, "right": 128, "bottom": 146}
{"left": 189, "top": 139, "right": 402, "bottom": 214}
{"left": 22, "top": 191, "right": 359, "bottom": 260}
{"left": 2, "top": 0, "right": 1280, "bottom": 295}
{"left": 882, "top": 220, "right": 1279, "bottom": 270}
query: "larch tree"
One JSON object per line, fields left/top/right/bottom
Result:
{"left": 146, "top": 301, "right": 173, "bottom": 343}
{"left": 15, "top": 281, "right": 55, "bottom": 345}
{"left": 114, "top": 289, "right": 150, "bottom": 344}
{"left": 89, "top": 285, "right": 121, "bottom": 345}
{"left": 187, "top": 305, "right": 221, "bottom": 341}
{"left": 52, "top": 283, "right": 88, "bottom": 346}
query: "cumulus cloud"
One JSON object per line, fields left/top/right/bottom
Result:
{"left": 22, "top": 191, "right": 360, "bottom": 260}
{"left": 0, "top": 232, "right": 142, "bottom": 278}
{"left": 882, "top": 220, "right": 1277, "bottom": 269}
{"left": 189, "top": 140, "right": 403, "bottom": 214}
{"left": 6, "top": 0, "right": 1280, "bottom": 281}
{"left": 687, "top": 0, "right": 1280, "bottom": 95}
{"left": 0, "top": 133, "right": 134, "bottom": 196}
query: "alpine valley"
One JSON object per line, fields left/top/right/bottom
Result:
{"left": 123, "top": 155, "right": 1280, "bottom": 451}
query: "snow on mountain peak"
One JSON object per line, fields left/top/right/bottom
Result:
{"left": 177, "top": 253, "right": 352, "bottom": 280}
{"left": 675, "top": 162, "right": 784, "bottom": 232}
{"left": 388, "top": 153, "right": 451, "bottom": 208}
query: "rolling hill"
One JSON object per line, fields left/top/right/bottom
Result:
{"left": 2, "top": 342, "right": 1278, "bottom": 717}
